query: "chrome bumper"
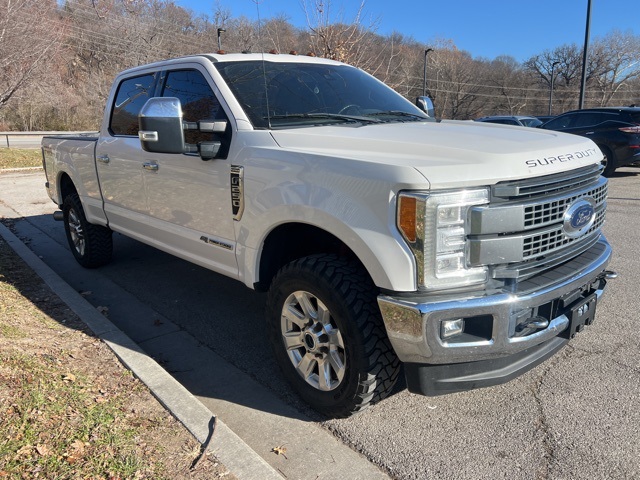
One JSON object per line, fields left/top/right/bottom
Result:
{"left": 377, "top": 237, "right": 613, "bottom": 365}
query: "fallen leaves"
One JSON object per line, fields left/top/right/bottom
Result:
{"left": 271, "top": 445, "right": 288, "bottom": 459}
{"left": 64, "top": 439, "right": 87, "bottom": 464}
{"left": 36, "top": 444, "right": 52, "bottom": 457}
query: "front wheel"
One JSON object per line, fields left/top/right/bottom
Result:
{"left": 62, "top": 193, "right": 113, "bottom": 268}
{"left": 266, "top": 254, "right": 400, "bottom": 418}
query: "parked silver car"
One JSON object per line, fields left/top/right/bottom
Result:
{"left": 476, "top": 115, "right": 543, "bottom": 127}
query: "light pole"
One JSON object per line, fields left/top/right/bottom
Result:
{"left": 423, "top": 48, "right": 433, "bottom": 97}
{"left": 578, "top": 0, "right": 592, "bottom": 109}
{"left": 548, "top": 61, "right": 560, "bottom": 116}
{"left": 217, "top": 28, "right": 226, "bottom": 52}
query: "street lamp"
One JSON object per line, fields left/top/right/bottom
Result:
{"left": 548, "top": 61, "right": 560, "bottom": 116}
{"left": 579, "top": 0, "right": 592, "bottom": 109}
{"left": 423, "top": 48, "right": 433, "bottom": 97}
{"left": 217, "top": 28, "right": 226, "bottom": 52}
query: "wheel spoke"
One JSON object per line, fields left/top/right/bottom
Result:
{"left": 317, "top": 356, "right": 333, "bottom": 391}
{"left": 282, "top": 331, "right": 304, "bottom": 351}
{"left": 327, "top": 349, "right": 345, "bottom": 384}
{"left": 294, "top": 291, "right": 317, "bottom": 320}
{"left": 296, "top": 352, "right": 316, "bottom": 380}
{"left": 67, "top": 208, "right": 85, "bottom": 255}
{"left": 326, "top": 326, "right": 344, "bottom": 349}
{"left": 317, "top": 301, "right": 332, "bottom": 325}
{"left": 283, "top": 304, "right": 307, "bottom": 329}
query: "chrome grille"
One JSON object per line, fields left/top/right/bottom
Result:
{"left": 523, "top": 181, "right": 608, "bottom": 228}
{"left": 469, "top": 165, "right": 608, "bottom": 280}
{"left": 523, "top": 208, "right": 606, "bottom": 259}
{"left": 493, "top": 164, "right": 603, "bottom": 200}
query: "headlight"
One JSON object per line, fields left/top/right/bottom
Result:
{"left": 398, "top": 189, "right": 489, "bottom": 290}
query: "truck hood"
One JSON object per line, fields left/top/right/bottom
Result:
{"left": 269, "top": 120, "right": 602, "bottom": 189}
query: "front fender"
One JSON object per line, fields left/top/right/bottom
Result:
{"left": 234, "top": 146, "right": 430, "bottom": 291}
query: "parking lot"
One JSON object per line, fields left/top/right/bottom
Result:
{"left": 1, "top": 167, "right": 638, "bottom": 479}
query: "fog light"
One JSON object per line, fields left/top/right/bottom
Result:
{"left": 441, "top": 319, "right": 465, "bottom": 339}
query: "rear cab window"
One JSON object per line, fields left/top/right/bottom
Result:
{"left": 110, "top": 73, "right": 157, "bottom": 136}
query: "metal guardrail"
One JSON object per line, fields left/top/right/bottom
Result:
{"left": 0, "top": 131, "right": 97, "bottom": 148}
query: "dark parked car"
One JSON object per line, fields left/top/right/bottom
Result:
{"left": 539, "top": 107, "right": 640, "bottom": 176}
{"left": 535, "top": 115, "right": 556, "bottom": 124}
{"left": 476, "top": 115, "right": 543, "bottom": 128}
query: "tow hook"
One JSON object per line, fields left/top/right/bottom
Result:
{"left": 516, "top": 316, "right": 550, "bottom": 332}
{"left": 603, "top": 270, "right": 618, "bottom": 280}
{"left": 53, "top": 210, "right": 63, "bottom": 221}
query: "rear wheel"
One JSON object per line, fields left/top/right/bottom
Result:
{"left": 62, "top": 193, "right": 113, "bottom": 268}
{"left": 266, "top": 254, "right": 400, "bottom": 418}
{"left": 598, "top": 146, "right": 616, "bottom": 177}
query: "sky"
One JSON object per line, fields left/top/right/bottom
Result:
{"left": 175, "top": 0, "right": 639, "bottom": 62}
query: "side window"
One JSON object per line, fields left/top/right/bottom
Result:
{"left": 573, "top": 113, "right": 604, "bottom": 128}
{"left": 110, "top": 73, "right": 156, "bottom": 136}
{"left": 544, "top": 114, "right": 573, "bottom": 130}
{"left": 162, "top": 69, "right": 227, "bottom": 144}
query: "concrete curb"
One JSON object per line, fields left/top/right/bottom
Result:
{"left": 0, "top": 167, "right": 43, "bottom": 173}
{"left": 0, "top": 221, "right": 282, "bottom": 480}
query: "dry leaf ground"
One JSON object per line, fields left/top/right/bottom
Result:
{"left": 0, "top": 235, "right": 237, "bottom": 479}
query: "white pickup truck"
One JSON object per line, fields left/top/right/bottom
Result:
{"left": 43, "top": 53, "right": 615, "bottom": 418}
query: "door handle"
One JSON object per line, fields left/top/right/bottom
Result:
{"left": 143, "top": 162, "right": 159, "bottom": 171}
{"left": 97, "top": 155, "right": 110, "bottom": 164}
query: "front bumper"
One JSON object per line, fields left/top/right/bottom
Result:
{"left": 377, "top": 236, "right": 613, "bottom": 395}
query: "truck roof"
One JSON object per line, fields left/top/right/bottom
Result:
{"left": 119, "top": 53, "right": 347, "bottom": 77}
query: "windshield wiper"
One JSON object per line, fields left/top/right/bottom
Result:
{"left": 268, "top": 113, "right": 381, "bottom": 124}
{"left": 365, "top": 111, "right": 430, "bottom": 121}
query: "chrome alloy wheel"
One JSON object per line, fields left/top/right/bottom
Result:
{"left": 67, "top": 207, "right": 85, "bottom": 256}
{"left": 280, "top": 291, "right": 346, "bottom": 391}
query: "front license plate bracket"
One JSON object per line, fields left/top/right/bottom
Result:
{"left": 561, "top": 293, "right": 597, "bottom": 339}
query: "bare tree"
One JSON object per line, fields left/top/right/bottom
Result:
{"left": 302, "top": 0, "right": 388, "bottom": 71}
{"left": 0, "top": 0, "right": 61, "bottom": 113}
{"left": 590, "top": 31, "right": 640, "bottom": 106}
{"left": 427, "top": 45, "right": 486, "bottom": 119}
{"left": 4, "top": 0, "right": 640, "bottom": 130}
{"left": 484, "top": 56, "right": 534, "bottom": 115}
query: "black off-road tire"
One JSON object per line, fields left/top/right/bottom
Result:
{"left": 62, "top": 193, "right": 113, "bottom": 268}
{"left": 266, "top": 254, "right": 400, "bottom": 418}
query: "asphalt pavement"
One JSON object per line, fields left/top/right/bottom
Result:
{"left": 1, "top": 167, "right": 638, "bottom": 479}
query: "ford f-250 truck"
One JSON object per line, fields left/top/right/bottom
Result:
{"left": 42, "top": 53, "right": 615, "bottom": 418}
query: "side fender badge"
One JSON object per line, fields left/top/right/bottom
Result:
{"left": 230, "top": 165, "right": 245, "bottom": 221}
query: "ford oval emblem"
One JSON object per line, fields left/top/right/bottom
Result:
{"left": 563, "top": 198, "right": 596, "bottom": 238}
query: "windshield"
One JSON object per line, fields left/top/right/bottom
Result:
{"left": 520, "top": 117, "right": 543, "bottom": 127}
{"left": 214, "top": 60, "right": 430, "bottom": 128}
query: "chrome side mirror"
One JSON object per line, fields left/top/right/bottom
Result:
{"left": 416, "top": 96, "right": 435, "bottom": 118}
{"left": 139, "top": 97, "right": 185, "bottom": 154}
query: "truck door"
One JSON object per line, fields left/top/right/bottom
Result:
{"left": 141, "top": 67, "right": 238, "bottom": 278}
{"left": 96, "top": 72, "right": 156, "bottom": 235}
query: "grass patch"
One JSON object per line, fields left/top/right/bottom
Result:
{"left": 0, "top": 351, "right": 161, "bottom": 478}
{"left": 0, "top": 238, "right": 233, "bottom": 479}
{"left": 0, "top": 148, "right": 42, "bottom": 169}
